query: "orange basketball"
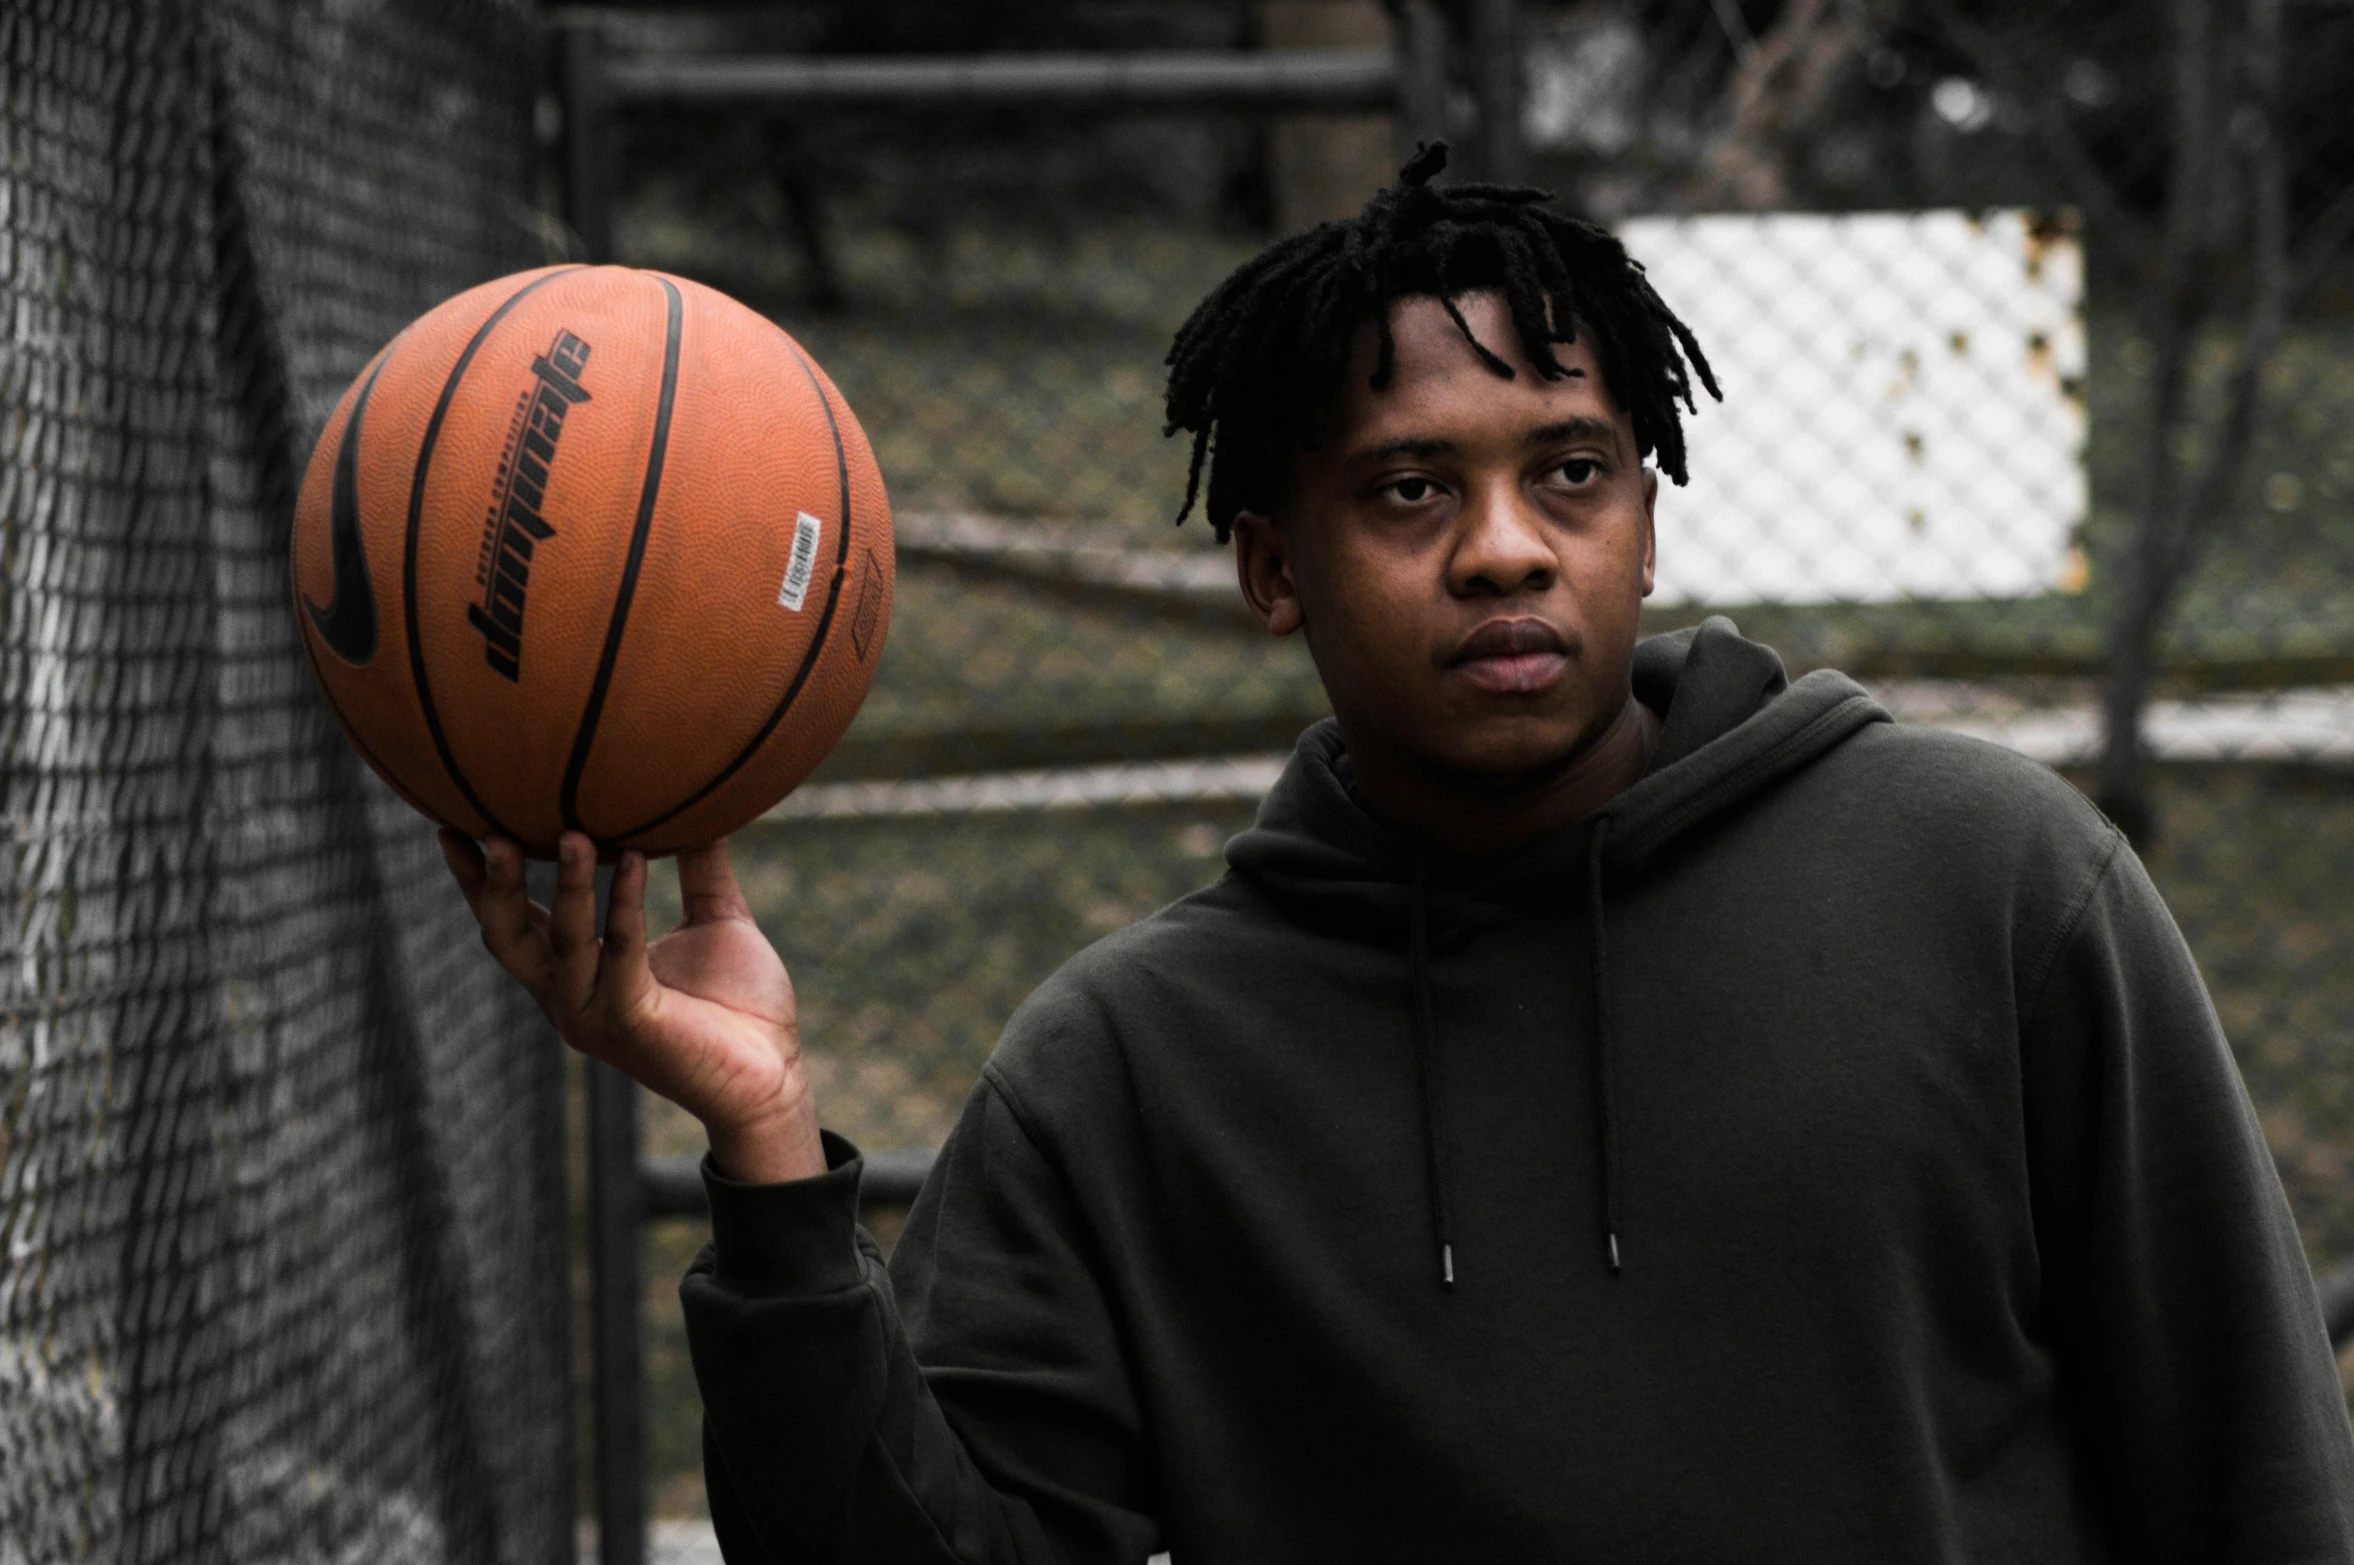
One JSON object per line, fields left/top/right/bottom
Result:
{"left": 291, "top": 264, "right": 893, "bottom": 857}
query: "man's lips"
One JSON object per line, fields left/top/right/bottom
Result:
{"left": 1445, "top": 618, "right": 1574, "bottom": 694}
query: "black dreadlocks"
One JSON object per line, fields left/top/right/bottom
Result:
{"left": 1163, "top": 141, "right": 1721, "bottom": 542}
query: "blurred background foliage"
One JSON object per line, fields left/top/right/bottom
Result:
{"left": 564, "top": 0, "right": 2354, "bottom": 1516}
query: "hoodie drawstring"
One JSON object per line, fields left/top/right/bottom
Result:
{"left": 1407, "top": 858, "right": 1456, "bottom": 1289}
{"left": 1407, "top": 834, "right": 1623, "bottom": 1286}
{"left": 1588, "top": 822, "right": 1624, "bottom": 1276}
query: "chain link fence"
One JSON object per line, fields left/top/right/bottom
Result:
{"left": 6, "top": 0, "right": 2341, "bottom": 1553}
{"left": 1, "top": 3, "right": 571, "bottom": 1561}
{"left": 585, "top": 0, "right": 2354, "bottom": 1525}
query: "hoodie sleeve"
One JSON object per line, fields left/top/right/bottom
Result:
{"left": 680, "top": 1087, "right": 1159, "bottom": 1565}
{"left": 2021, "top": 837, "right": 2354, "bottom": 1559}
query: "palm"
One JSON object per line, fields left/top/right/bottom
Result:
{"left": 648, "top": 911, "right": 791, "bottom": 1027}
{"left": 439, "top": 829, "right": 823, "bottom": 1171}
{"left": 638, "top": 912, "right": 800, "bottom": 1128}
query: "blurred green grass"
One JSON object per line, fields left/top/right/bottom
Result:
{"left": 644, "top": 802, "right": 1259, "bottom": 1155}
{"left": 633, "top": 762, "right": 2354, "bottom": 1515}
{"left": 2137, "top": 766, "right": 2354, "bottom": 1263}
{"left": 624, "top": 193, "right": 2354, "bottom": 682}
{"left": 636, "top": 799, "right": 1260, "bottom": 1517}
{"left": 815, "top": 559, "right": 1327, "bottom": 778}
{"left": 625, "top": 190, "right": 1258, "bottom": 532}
{"left": 641, "top": 767, "right": 2354, "bottom": 1258}
{"left": 616, "top": 194, "right": 2354, "bottom": 1515}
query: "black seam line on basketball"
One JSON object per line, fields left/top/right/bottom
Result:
{"left": 406, "top": 266, "right": 583, "bottom": 843}
{"left": 302, "top": 634, "right": 417, "bottom": 816}
{"left": 610, "top": 342, "right": 853, "bottom": 843}
{"left": 305, "top": 347, "right": 394, "bottom": 663}
{"left": 559, "top": 273, "right": 683, "bottom": 838}
{"left": 315, "top": 665, "right": 452, "bottom": 829}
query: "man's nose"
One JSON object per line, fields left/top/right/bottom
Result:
{"left": 1448, "top": 477, "right": 1556, "bottom": 597}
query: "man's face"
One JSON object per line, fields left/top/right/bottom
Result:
{"left": 1235, "top": 291, "right": 1658, "bottom": 788}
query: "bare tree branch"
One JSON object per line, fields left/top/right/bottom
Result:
{"left": 1908, "top": 0, "right": 2156, "bottom": 253}
{"left": 2290, "top": 178, "right": 2354, "bottom": 305}
{"left": 2095, "top": 0, "right": 2225, "bottom": 837}
{"left": 1688, "top": 0, "right": 1869, "bottom": 209}
{"left": 1889, "top": 0, "right": 2345, "bottom": 843}
{"left": 2168, "top": 0, "right": 2288, "bottom": 589}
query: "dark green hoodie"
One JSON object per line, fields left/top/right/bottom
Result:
{"left": 684, "top": 620, "right": 2354, "bottom": 1564}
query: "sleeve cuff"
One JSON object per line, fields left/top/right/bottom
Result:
{"left": 701, "top": 1129, "right": 866, "bottom": 1296}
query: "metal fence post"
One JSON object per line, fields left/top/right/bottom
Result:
{"left": 586, "top": 1060, "right": 647, "bottom": 1565}
{"left": 561, "top": 24, "right": 615, "bottom": 263}
{"left": 556, "top": 30, "right": 642, "bottom": 1565}
{"left": 1469, "top": 0, "right": 1524, "bottom": 184}
{"left": 1394, "top": 0, "right": 1451, "bottom": 168}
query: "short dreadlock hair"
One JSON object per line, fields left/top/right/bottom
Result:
{"left": 1163, "top": 141, "right": 1720, "bottom": 543}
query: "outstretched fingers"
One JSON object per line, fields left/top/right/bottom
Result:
{"left": 604, "top": 849, "right": 649, "bottom": 957}
{"left": 445, "top": 831, "right": 674, "bottom": 1072}
{"left": 440, "top": 829, "right": 486, "bottom": 906}
{"left": 595, "top": 850, "right": 658, "bottom": 1022}
{"left": 454, "top": 833, "right": 555, "bottom": 994}
{"left": 545, "top": 832, "right": 608, "bottom": 1020}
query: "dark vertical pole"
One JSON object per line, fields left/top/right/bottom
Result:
{"left": 561, "top": 24, "right": 615, "bottom": 263}
{"left": 1470, "top": 0, "right": 1524, "bottom": 184}
{"left": 557, "top": 26, "right": 639, "bottom": 1565}
{"left": 1393, "top": 0, "right": 1451, "bottom": 171}
{"left": 586, "top": 1059, "right": 647, "bottom": 1565}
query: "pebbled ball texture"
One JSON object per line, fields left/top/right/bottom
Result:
{"left": 291, "top": 264, "right": 894, "bottom": 857}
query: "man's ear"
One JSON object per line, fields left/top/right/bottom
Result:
{"left": 1232, "top": 510, "right": 1305, "bottom": 635}
{"left": 1639, "top": 468, "right": 1658, "bottom": 599}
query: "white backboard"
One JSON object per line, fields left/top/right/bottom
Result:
{"left": 1619, "top": 209, "right": 2087, "bottom": 605}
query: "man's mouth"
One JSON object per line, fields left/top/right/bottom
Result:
{"left": 1446, "top": 618, "right": 1573, "bottom": 694}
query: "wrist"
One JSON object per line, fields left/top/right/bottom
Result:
{"left": 704, "top": 1087, "right": 826, "bottom": 1185}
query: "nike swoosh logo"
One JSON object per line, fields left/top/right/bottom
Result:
{"left": 305, "top": 353, "right": 389, "bottom": 664}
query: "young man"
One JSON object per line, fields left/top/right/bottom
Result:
{"left": 444, "top": 148, "right": 2354, "bottom": 1561}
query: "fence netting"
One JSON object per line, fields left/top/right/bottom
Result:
{"left": 8, "top": 0, "right": 2348, "bottom": 1544}
{"left": 2, "top": 3, "right": 570, "bottom": 1563}
{"left": 594, "top": 0, "right": 2354, "bottom": 1512}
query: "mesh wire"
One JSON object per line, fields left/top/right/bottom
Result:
{"left": 2, "top": 3, "right": 570, "bottom": 1562}
{"left": 9, "top": 0, "right": 2342, "bottom": 1544}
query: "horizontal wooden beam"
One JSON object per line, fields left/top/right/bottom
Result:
{"left": 639, "top": 1149, "right": 936, "bottom": 1220}
{"left": 600, "top": 49, "right": 1399, "bottom": 111}
{"left": 809, "top": 713, "right": 1327, "bottom": 783}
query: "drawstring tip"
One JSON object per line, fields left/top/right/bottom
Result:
{"left": 1440, "top": 1244, "right": 1455, "bottom": 1289}
{"left": 1606, "top": 1232, "right": 1622, "bottom": 1274}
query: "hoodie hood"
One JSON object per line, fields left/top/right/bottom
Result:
{"left": 1227, "top": 616, "right": 1888, "bottom": 904}
{"left": 1224, "top": 618, "right": 1889, "bottom": 1283}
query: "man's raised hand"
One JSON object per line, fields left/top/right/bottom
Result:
{"left": 439, "top": 829, "right": 827, "bottom": 1183}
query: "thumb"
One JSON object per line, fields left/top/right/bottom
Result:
{"left": 675, "top": 838, "right": 753, "bottom": 924}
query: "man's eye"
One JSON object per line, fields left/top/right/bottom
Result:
{"left": 1386, "top": 477, "right": 1436, "bottom": 503}
{"left": 1556, "top": 459, "right": 1599, "bottom": 485}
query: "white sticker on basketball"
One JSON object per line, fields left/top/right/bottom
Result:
{"left": 779, "top": 510, "right": 823, "bottom": 611}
